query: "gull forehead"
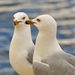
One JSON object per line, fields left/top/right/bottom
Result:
{"left": 36, "top": 14, "right": 50, "bottom": 19}
{"left": 13, "top": 12, "right": 29, "bottom": 21}
{"left": 36, "top": 14, "right": 56, "bottom": 22}
{"left": 14, "top": 12, "right": 28, "bottom": 18}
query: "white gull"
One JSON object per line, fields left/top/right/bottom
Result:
{"left": 9, "top": 12, "right": 34, "bottom": 75}
{"left": 25, "top": 14, "right": 75, "bottom": 75}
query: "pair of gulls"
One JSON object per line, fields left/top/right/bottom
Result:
{"left": 9, "top": 12, "right": 75, "bottom": 75}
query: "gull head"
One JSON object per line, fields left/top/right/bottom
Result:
{"left": 13, "top": 12, "right": 29, "bottom": 26}
{"left": 25, "top": 14, "right": 57, "bottom": 33}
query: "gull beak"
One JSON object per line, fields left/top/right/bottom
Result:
{"left": 25, "top": 20, "right": 36, "bottom": 25}
{"left": 13, "top": 20, "right": 19, "bottom": 26}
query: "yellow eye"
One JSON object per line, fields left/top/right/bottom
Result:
{"left": 22, "top": 17, "right": 25, "bottom": 20}
{"left": 37, "top": 18, "right": 40, "bottom": 22}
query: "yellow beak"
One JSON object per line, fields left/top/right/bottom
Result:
{"left": 25, "top": 20, "right": 35, "bottom": 25}
{"left": 13, "top": 20, "right": 19, "bottom": 26}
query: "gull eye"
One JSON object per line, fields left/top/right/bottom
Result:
{"left": 13, "top": 17, "right": 15, "bottom": 19}
{"left": 22, "top": 17, "right": 25, "bottom": 20}
{"left": 37, "top": 18, "right": 40, "bottom": 22}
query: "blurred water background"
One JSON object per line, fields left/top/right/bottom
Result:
{"left": 0, "top": 0, "right": 75, "bottom": 75}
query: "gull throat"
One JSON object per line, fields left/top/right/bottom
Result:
{"left": 33, "top": 31, "right": 62, "bottom": 62}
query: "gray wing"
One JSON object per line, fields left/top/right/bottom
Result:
{"left": 33, "top": 51, "right": 75, "bottom": 75}
{"left": 26, "top": 45, "right": 34, "bottom": 64}
{"left": 66, "top": 53, "right": 75, "bottom": 67}
{"left": 33, "top": 61, "right": 51, "bottom": 75}
{"left": 42, "top": 52, "right": 75, "bottom": 75}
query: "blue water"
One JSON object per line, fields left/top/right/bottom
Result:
{"left": 0, "top": 0, "right": 75, "bottom": 75}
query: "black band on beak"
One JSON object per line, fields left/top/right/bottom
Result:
{"left": 14, "top": 21, "right": 16, "bottom": 26}
{"left": 25, "top": 20, "right": 29, "bottom": 24}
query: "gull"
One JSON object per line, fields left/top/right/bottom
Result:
{"left": 9, "top": 12, "right": 34, "bottom": 75}
{"left": 25, "top": 14, "right": 75, "bottom": 75}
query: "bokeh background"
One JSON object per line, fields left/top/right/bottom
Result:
{"left": 0, "top": 0, "right": 75, "bottom": 75}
